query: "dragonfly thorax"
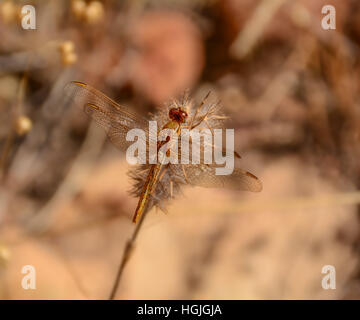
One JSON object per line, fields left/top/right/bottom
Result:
{"left": 168, "top": 107, "right": 188, "bottom": 123}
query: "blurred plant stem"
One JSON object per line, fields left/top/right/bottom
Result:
{"left": 26, "top": 121, "right": 106, "bottom": 233}
{"left": 0, "top": 66, "right": 28, "bottom": 180}
{"left": 0, "top": 127, "right": 15, "bottom": 181}
{"left": 230, "top": 0, "right": 287, "bottom": 59}
{"left": 109, "top": 208, "right": 149, "bottom": 300}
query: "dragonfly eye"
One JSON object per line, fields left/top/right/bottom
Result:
{"left": 169, "top": 107, "right": 188, "bottom": 123}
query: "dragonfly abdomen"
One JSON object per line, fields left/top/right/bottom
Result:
{"left": 132, "top": 163, "right": 162, "bottom": 223}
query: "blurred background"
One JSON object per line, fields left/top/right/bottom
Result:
{"left": 1, "top": 0, "right": 360, "bottom": 299}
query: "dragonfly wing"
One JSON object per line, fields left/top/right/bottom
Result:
{"left": 175, "top": 127, "right": 261, "bottom": 191}
{"left": 65, "top": 81, "right": 154, "bottom": 156}
{"left": 65, "top": 81, "right": 147, "bottom": 127}
{"left": 180, "top": 163, "right": 262, "bottom": 192}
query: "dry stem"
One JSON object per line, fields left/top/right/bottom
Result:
{"left": 108, "top": 208, "right": 149, "bottom": 300}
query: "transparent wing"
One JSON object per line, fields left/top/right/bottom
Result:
{"left": 178, "top": 128, "right": 242, "bottom": 162}
{"left": 65, "top": 81, "right": 154, "bottom": 156}
{"left": 174, "top": 129, "right": 262, "bottom": 192}
{"left": 180, "top": 163, "right": 262, "bottom": 192}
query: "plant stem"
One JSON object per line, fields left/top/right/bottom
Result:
{"left": 108, "top": 208, "right": 149, "bottom": 300}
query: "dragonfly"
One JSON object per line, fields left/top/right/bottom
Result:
{"left": 64, "top": 81, "right": 262, "bottom": 223}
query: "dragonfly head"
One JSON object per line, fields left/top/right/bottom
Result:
{"left": 169, "top": 107, "right": 188, "bottom": 123}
